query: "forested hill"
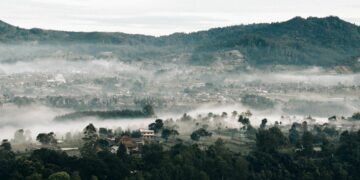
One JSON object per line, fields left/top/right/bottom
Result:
{"left": 1, "top": 16, "right": 360, "bottom": 69}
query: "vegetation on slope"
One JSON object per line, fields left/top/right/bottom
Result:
{"left": 55, "top": 105, "right": 154, "bottom": 120}
{"left": 1, "top": 17, "right": 360, "bottom": 69}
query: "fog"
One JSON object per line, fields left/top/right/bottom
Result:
{"left": 238, "top": 72, "right": 360, "bottom": 86}
{"left": 0, "top": 104, "right": 155, "bottom": 140}
{"left": 0, "top": 102, "right": 333, "bottom": 141}
{"left": 0, "top": 59, "right": 359, "bottom": 85}
{"left": 0, "top": 58, "right": 359, "bottom": 142}
{"left": 0, "top": 59, "right": 147, "bottom": 76}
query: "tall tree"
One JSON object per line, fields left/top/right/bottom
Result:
{"left": 256, "top": 127, "right": 288, "bottom": 152}
{"left": 161, "top": 128, "right": 179, "bottom": 141}
{"left": 117, "top": 143, "right": 127, "bottom": 158}
{"left": 289, "top": 123, "right": 300, "bottom": 145}
{"left": 36, "top": 132, "right": 57, "bottom": 145}
{"left": 0, "top": 140, "right": 11, "bottom": 151}
{"left": 302, "top": 131, "right": 314, "bottom": 154}
{"left": 148, "top": 119, "right": 164, "bottom": 133}
{"left": 80, "top": 123, "right": 98, "bottom": 158}
{"left": 260, "top": 118, "right": 268, "bottom": 129}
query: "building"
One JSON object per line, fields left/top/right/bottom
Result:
{"left": 117, "top": 136, "right": 144, "bottom": 154}
{"left": 139, "top": 128, "right": 155, "bottom": 139}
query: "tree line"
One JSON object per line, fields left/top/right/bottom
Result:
{"left": 2, "top": 117, "right": 360, "bottom": 179}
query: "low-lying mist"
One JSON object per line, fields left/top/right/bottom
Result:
{"left": 0, "top": 58, "right": 359, "bottom": 142}
{"left": 0, "top": 59, "right": 147, "bottom": 76}
{"left": 0, "top": 102, "right": 337, "bottom": 141}
{"left": 0, "top": 104, "right": 155, "bottom": 140}
{"left": 0, "top": 59, "right": 359, "bottom": 85}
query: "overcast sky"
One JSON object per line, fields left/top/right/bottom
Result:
{"left": 0, "top": 0, "right": 359, "bottom": 36}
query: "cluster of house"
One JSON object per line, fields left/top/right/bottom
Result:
{"left": 57, "top": 128, "right": 156, "bottom": 156}
{"left": 110, "top": 128, "right": 156, "bottom": 155}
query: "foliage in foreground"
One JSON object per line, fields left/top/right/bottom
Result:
{"left": 2, "top": 126, "right": 360, "bottom": 180}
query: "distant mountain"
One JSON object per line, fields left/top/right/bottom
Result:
{"left": 1, "top": 16, "right": 360, "bottom": 70}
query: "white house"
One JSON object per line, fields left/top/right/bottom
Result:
{"left": 139, "top": 128, "right": 155, "bottom": 139}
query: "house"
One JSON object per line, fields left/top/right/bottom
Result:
{"left": 139, "top": 128, "right": 155, "bottom": 139}
{"left": 61, "top": 147, "right": 80, "bottom": 156}
{"left": 120, "top": 136, "right": 137, "bottom": 148}
{"left": 117, "top": 136, "right": 144, "bottom": 154}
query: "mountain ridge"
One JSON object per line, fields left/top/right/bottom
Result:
{"left": 1, "top": 16, "right": 358, "bottom": 42}
{"left": 0, "top": 16, "right": 359, "bottom": 70}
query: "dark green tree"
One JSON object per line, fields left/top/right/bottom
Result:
{"left": 256, "top": 127, "right": 288, "bottom": 152}
{"left": 148, "top": 119, "right": 164, "bottom": 133}
{"left": 130, "top": 130, "right": 142, "bottom": 138}
{"left": 80, "top": 123, "right": 98, "bottom": 158}
{"left": 302, "top": 131, "right": 314, "bottom": 154}
{"left": 260, "top": 118, "right": 268, "bottom": 129}
{"left": 161, "top": 128, "right": 179, "bottom": 141}
{"left": 190, "top": 128, "right": 212, "bottom": 141}
{"left": 36, "top": 132, "right": 57, "bottom": 145}
{"left": 117, "top": 143, "right": 127, "bottom": 158}
{"left": 289, "top": 123, "right": 300, "bottom": 145}
{"left": 1, "top": 139, "right": 11, "bottom": 151}
{"left": 96, "top": 139, "right": 109, "bottom": 151}
{"left": 238, "top": 115, "right": 250, "bottom": 126}
{"left": 351, "top": 112, "right": 360, "bottom": 120}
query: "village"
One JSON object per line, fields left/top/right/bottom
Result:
{"left": 1, "top": 59, "right": 359, "bottom": 115}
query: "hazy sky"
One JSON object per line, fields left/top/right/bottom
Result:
{"left": 0, "top": 0, "right": 359, "bottom": 36}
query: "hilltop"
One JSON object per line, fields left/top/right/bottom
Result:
{"left": 1, "top": 16, "right": 359, "bottom": 70}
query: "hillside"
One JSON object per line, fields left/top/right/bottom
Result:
{"left": 1, "top": 16, "right": 360, "bottom": 70}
